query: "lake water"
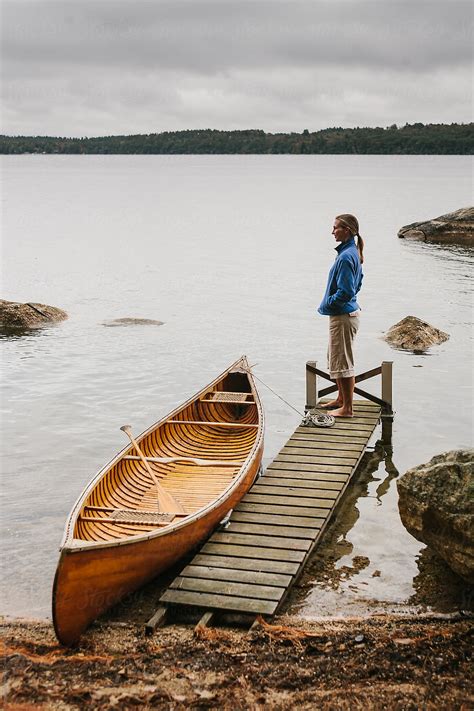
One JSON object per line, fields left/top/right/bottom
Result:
{"left": 1, "top": 155, "right": 472, "bottom": 619}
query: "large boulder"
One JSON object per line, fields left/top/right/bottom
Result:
{"left": 397, "top": 450, "right": 474, "bottom": 583}
{"left": 0, "top": 299, "right": 68, "bottom": 328}
{"left": 398, "top": 207, "right": 474, "bottom": 246}
{"left": 384, "top": 315, "right": 449, "bottom": 351}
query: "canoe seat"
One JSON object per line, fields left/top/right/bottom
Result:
{"left": 200, "top": 391, "right": 255, "bottom": 404}
{"left": 81, "top": 506, "right": 176, "bottom": 525}
{"left": 110, "top": 509, "right": 175, "bottom": 524}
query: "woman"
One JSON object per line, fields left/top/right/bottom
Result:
{"left": 318, "top": 214, "right": 364, "bottom": 417}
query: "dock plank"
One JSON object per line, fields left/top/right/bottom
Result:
{"left": 251, "top": 484, "right": 339, "bottom": 500}
{"left": 160, "top": 589, "right": 278, "bottom": 615}
{"left": 267, "top": 461, "right": 352, "bottom": 474}
{"left": 179, "top": 564, "right": 293, "bottom": 588}
{"left": 201, "top": 542, "right": 306, "bottom": 563}
{"left": 210, "top": 531, "right": 312, "bottom": 551}
{"left": 170, "top": 576, "right": 283, "bottom": 601}
{"left": 261, "top": 470, "right": 348, "bottom": 484}
{"left": 235, "top": 501, "right": 330, "bottom": 518}
{"left": 281, "top": 447, "right": 360, "bottom": 460}
{"left": 259, "top": 476, "right": 345, "bottom": 492}
{"left": 290, "top": 430, "right": 369, "bottom": 442}
{"left": 274, "top": 456, "right": 358, "bottom": 469}
{"left": 230, "top": 510, "right": 323, "bottom": 529}
{"left": 226, "top": 522, "right": 317, "bottom": 539}
{"left": 282, "top": 440, "right": 364, "bottom": 453}
{"left": 295, "top": 423, "right": 375, "bottom": 434}
{"left": 191, "top": 554, "right": 300, "bottom": 575}
{"left": 244, "top": 493, "right": 334, "bottom": 509}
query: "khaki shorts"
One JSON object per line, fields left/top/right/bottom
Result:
{"left": 327, "top": 312, "right": 360, "bottom": 378}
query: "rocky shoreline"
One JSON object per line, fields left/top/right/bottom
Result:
{"left": 2, "top": 613, "right": 473, "bottom": 709}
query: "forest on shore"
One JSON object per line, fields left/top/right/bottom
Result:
{"left": 1, "top": 123, "right": 473, "bottom": 155}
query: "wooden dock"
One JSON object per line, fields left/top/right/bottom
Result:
{"left": 158, "top": 385, "right": 386, "bottom": 622}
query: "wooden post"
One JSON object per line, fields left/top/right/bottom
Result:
{"left": 381, "top": 361, "right": 393, "bottom": 446}
{"left": 381, "top": 361, "right": 393, "bottom": 412}
{"left": 195, "top": 611, "right": 215, "bottom": 632}
{"left": 145, "top": 605, "right": 168, "bottom": 635}
{"left": 306, "top": 361, "right": 318, "bottom": 411}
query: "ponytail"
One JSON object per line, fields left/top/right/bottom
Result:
{"left": 356, "top": 234, "right": 364, "bottom": 264}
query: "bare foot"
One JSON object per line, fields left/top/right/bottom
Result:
{"left": 319, "top": 400, "right": 342, "bottom": 410}
{"left": 330, "top": 407, "right": 353, "bottom": 418}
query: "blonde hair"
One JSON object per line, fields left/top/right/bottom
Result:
{"left": 336, "top": 213, "right": 364, "bottom": 264}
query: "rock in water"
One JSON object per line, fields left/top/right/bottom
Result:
{"left": 397, "top": 450, "right": 474, "bottom": 583}
{"left": 384, "top": 316, "right": 449, "bottom": 352}
{"left": 102, "top": 318, "right": 164, "bottom": 327}
{"left": 398, "top": 207, "right": 474, "bottom": 246}
{"left": 0, "top": 299, "right": 68, "bottom": 328}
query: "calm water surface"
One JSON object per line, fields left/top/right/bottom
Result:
{"left": 1, "top": 155, "right": 472, "bottom": 618}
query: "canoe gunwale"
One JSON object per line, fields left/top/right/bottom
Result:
{"left": 59, "top": 355, "right": 264, "bottom": 553}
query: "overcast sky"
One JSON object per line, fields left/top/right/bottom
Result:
{"left": 1, "top": 0, "right": 472, "bottom": 137}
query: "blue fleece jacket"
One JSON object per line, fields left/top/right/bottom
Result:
{"left": 318, "top": 238, "right": 363, "bottom": 316}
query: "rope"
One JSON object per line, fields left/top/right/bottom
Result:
{"left": 300, "top": 410, "right": 335, "bottom": 429}
{"left": 250, "top": 372, "right": 305, "bottom": 417}
{"left": 242, "top": 366, "right": 335, "bottom": 428}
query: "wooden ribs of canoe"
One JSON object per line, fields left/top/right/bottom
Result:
{"left": 52, "top": 356, "right": 264, "bottom": 646}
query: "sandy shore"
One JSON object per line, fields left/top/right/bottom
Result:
{"left": 2, "top": 612, "right": 473, "bottom": 710}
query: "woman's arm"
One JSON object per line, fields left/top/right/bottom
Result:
{"left": 326, "top": 257, "right": 358, "bottom": 309}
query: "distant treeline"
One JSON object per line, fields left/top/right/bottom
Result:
{"left": 1, "top": 123, "right": 473, "bottom": 155}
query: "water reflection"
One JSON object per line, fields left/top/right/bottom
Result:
{"left": 289, "top": 439, "right": 473, "bottom": 618}
{"left": 409, "top": 546, "right": 474, "bottom": 613}
{"left": 288, "top": 441, "right": 401, "bottom": 613}
{"left": 402, "top": 239, "right": 474, "bottom": 265}
{"left": 0, "top": 325, "right": 53, "bottom": 340}
{"left": 374, "top": 447, "right": 400, "bottom": 504}
{"left": 390, "top": 348, "right": 436, "bottom": 357}
{"left": 427, "top": 243, "right": 474, "bottom": 263}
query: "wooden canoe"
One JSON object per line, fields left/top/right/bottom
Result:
{"left": 52, "top": 356, "right": 264, "bottom": 645}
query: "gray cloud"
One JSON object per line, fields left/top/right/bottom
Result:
{"left": 1, "top": 0, "right": 472, "bottom": 136}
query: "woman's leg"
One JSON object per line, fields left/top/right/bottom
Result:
{"left": 330, "top": 313, "right": 359, "bottom": 417}
{"left": 321, "top": 316, "right": 343, "bottom": 408}
{"left": 320, "top": 386, "right": 342, "bottom": 409}
{"left": 331, "top": 376, "right": 355, "bottom": 417}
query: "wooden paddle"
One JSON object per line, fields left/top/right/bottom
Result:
{"left": 120, "top": 425, "right": 185, "bottom": 514}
